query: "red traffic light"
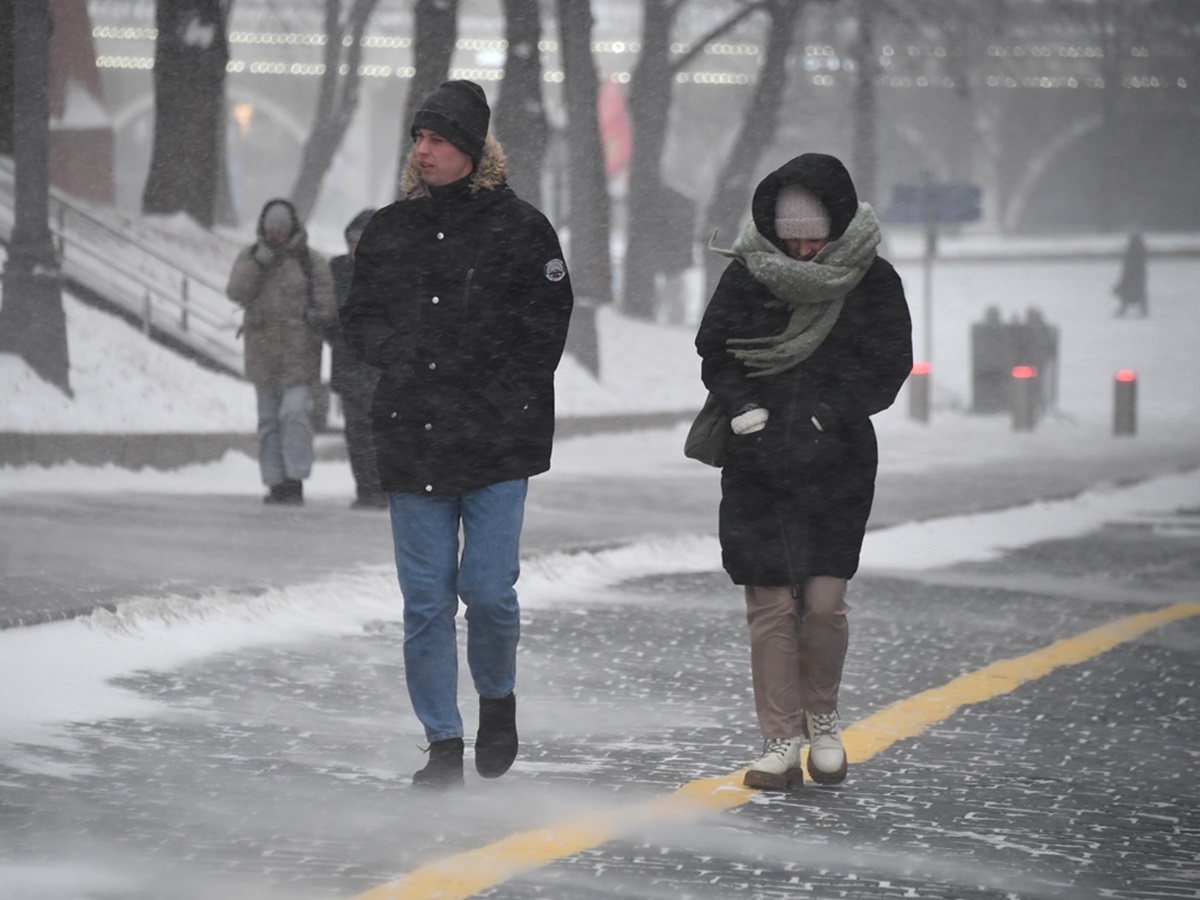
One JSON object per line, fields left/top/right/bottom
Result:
{"left": 1011, "top": 365, "right": 1038, "bottom": 379}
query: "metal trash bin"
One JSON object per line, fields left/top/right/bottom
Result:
{"left": 971, "top": 307, "right": 1014, "bottom": 413}
{"left": 971, "top": 307, "right": 1058, "bottom": 416}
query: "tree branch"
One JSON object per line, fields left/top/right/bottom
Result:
{"left": 670, "top": 1, "right": 769, "bottom": 74}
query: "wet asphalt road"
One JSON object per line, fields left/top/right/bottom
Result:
{"left": 1, "top": 453, "right": 1199, "bottom": 899}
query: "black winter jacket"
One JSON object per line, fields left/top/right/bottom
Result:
{"left": 696, "top": 154, "right": 912, "bottom": 585}
{"left": 328, "top": 254, "right": 381, "bottom": 401}
{"left": 341, "top": 139, "right": 573, "bottom": 495}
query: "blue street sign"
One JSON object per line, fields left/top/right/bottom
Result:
{"left": 882, "top": 184, "right": 982, "bottom": 225}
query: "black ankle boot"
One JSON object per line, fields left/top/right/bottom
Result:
{"left": 412, "top": 737, "right": 464, "bottom": 788}
{"left": 263, "top": 479, "right": 304, "bottom": 506}
{"left": 281, "top": 479, "right": 304, "bottom": 505}
{"left": 475, "top": 693, "right": 518, "bottom": 778}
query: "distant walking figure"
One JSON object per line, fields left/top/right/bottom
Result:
{"left": 696, "top": 153, "right": 912, "bottom": 790}
{"left": 227, "top": 199, "right": 337, "bottom": 506}
{"left": 1113, "top": 231, "right": 1148, "bottom": 318}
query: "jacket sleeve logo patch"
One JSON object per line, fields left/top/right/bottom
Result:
{"left": 544, "top": 258, "right": 567, "bottom": 283}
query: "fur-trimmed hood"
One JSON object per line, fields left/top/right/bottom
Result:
{"left": 399, "top": 134, "right": 509, "bottom": 199}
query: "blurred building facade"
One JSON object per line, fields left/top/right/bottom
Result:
{"left": 72, "top": 0, "right": 1200, "bottom": 239}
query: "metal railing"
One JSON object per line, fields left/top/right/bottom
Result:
{"left": 0, "top": 157, "right": 245, "bottom": 378}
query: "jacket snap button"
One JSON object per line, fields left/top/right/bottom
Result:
{"left": 424, "top": 423, "right": 432, "bottom": 430}
{"left": 437, "top": 232, "right": 444, "bottom": 240}
{"left": 431, "top": 296, "right": 439, "bottom": 304}
{"left": 425, "top": 484, "right": 433, "bottom": 492}
{"left": 428, "top": 362, "right": 436, "bottom": 370}
{"left": 390, "top": 411, "right": 398, "bottom": 419}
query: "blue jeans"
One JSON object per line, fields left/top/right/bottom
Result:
{"left": 255, "top": 384, "right": 314, "bottom": 486}
{"left": 388, "top": 478, "right": 528, "bottom": 742}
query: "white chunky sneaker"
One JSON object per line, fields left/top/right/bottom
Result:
{"left": 805, "top": 710, "right": 848, "bottom": 785}
{"left": 743, "top": 737, "right": 804, "bottom": 791}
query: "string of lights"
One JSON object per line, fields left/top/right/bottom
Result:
{"left": 90, "top": 26, "right": 1189, "bottom": 91}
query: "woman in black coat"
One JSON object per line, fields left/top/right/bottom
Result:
{"left": 695, "top": 153, "right": 912, "bottom": 789}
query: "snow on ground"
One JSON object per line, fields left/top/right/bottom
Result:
{"left": 896, "top": 253, "right": 1200, "bottom": 419}
{"left": 0, "top": 572, "right": 401, "bottom": 766}
{"left": 0, "top": 292, "right": 256, "bottom": 433}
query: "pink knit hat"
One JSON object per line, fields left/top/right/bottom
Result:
{"left": 775, "top": 184, "right": 830, "bottom": 240}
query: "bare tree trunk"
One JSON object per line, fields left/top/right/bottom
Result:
{"left": 702, "top": 0, "right": 801, "bottom": 298}
{"left": 141, "top": 0, "right": 229, "bottom": 228}
{"left": 621, "top": 0, "right": 766, "bottom": 319}
{"left": 494, "top": 0, "right": 548, "bottom": 203}
{"left": 556, "top": 0, "right": 612, "bottom": 305}
{"left": 291, "top": 0, "right": 380, "bottom": 221}
{"left": 620, "top": 0, "right": 677, "bottom": 319}
{"left": 397, "top": 0, "right": 459, "bottom": 198}
{"left": 850, "top": 2, "right": 878, "bottom": 204}
{"left": 0, "top": 0, "right": 69, "bottom": 395}
{"left": 0, "top": 0, "right": 14, "bottom": 157}
{"left": 1096, "top": 0, "right": 1126, "bottom": 233}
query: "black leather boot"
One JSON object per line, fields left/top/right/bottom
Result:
{"left": 412, "top": 737, "right": 464, "bottom": 788}
{"left": 263, "top": 479, "right": 304, "bottom": 506}
{"left": 281, "top": 478, "right": 304, "bottom": 505}
{"left": 475, "top": 693, "right": 518, "bottom": 778}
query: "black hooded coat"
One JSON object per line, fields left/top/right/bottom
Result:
{"left": 695, "top": 154, "right": 913, "bottom": 586}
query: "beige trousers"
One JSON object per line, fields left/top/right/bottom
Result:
{"left": 744, "top": 578, "right": 849, "bottom": 739}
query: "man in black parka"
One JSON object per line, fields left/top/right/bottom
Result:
{"left": 341, "top": 81, "right": 574, "bottom": 788}
{"left": 696, "top": 153, "right": 911, "bottom": 791}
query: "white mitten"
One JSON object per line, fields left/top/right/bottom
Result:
{"left": 731, "top": 407, "right": 769, "bottom": 435}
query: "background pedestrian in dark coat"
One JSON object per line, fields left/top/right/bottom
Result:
{"left": 341, "top": 80, "right": 574, "bottom": 788}
{"left": 1113, "top": 231, "right": 1149, "bottom": 318}
{"left": 227, "top": 198, "right": 337, "bottom": 506}
{"left": 328, "top": 208, "right": 384, "bottom": 509}
{"left": 696, "top": 153, "right": 912, "bottom": 790}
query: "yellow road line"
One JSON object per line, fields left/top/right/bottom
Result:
{"left": 355, "top": 602, "right": 1200, "bottom": 900}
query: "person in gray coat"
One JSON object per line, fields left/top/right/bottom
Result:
{"left": 227, "top": 199, "right": 337, "bottom": 506}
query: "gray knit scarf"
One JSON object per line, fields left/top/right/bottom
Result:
{"left": 709, "top": 201, "right": 882, "bottom": 377}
